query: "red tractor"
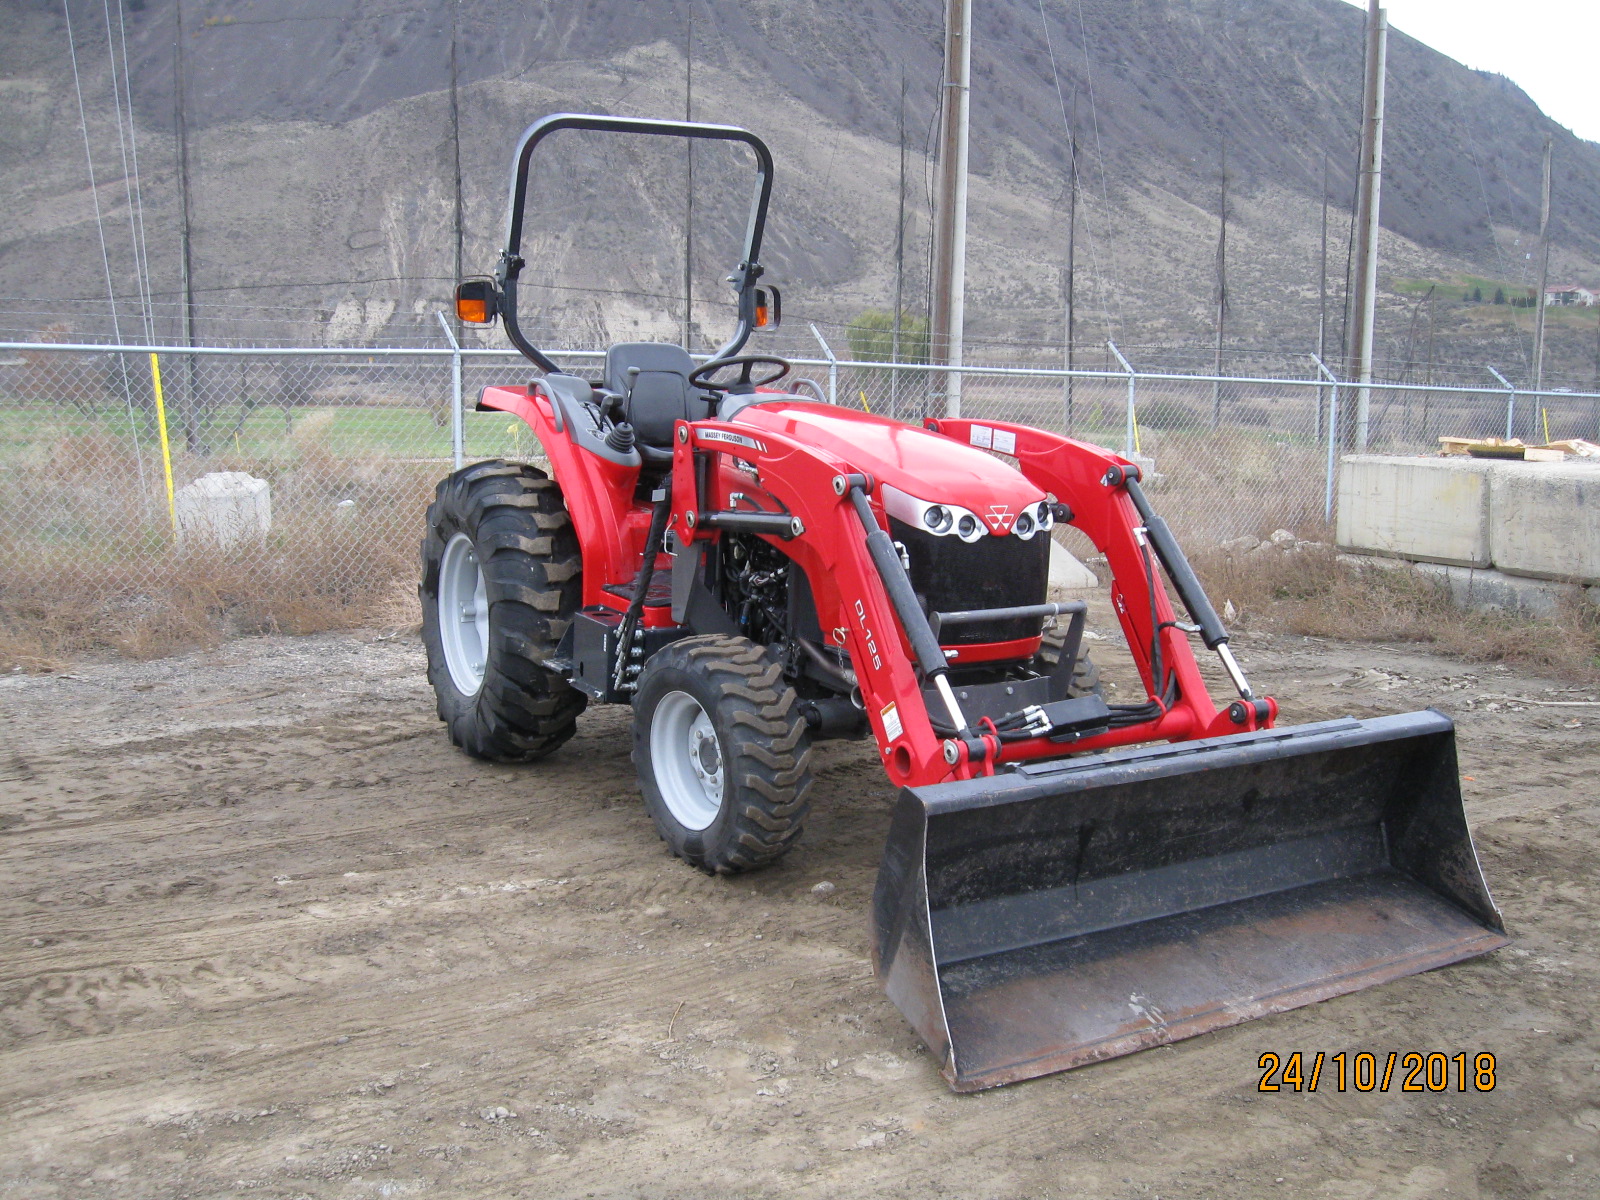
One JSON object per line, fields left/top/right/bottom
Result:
{"left": 422, "top": 114, "right": 1505, "bottom": 1091}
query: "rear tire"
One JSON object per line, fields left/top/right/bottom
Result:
{"left": 632, "top": 635, "right": 814, "bottom": 875}
{"left": 1035, "top": 626, "right": 1102, "bottom": 698}
{"left": 420, "top": 459, "right": 586, "bottom": 761}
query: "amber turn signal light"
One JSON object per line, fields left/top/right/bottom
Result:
{"left": 454, "top": 278, "right": 499, "bottom": 325}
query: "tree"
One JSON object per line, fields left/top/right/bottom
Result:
{"left": 1493, "top": 288, "right": 1506, "bottom": 305}
{"left": 1472, "top": 286, "right": 1482, "bottom": 303}
{"left": 845, "top": 309, "right": 931, "bottom": 408}
{"left": 846, "top": 308, "right": 930, "bottom": 365}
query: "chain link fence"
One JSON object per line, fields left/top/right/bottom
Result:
{"left": 3, "top": 339, "right": 1598, "bottom": 656}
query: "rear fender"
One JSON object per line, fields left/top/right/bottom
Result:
{"left": 478, "top": 382, "right": 653, "bottom": 609}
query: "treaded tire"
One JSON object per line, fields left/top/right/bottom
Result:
{"left": 1035, "top": 626, "right": 1103, "bottom": 698}
{"left": 420, "top": 459, "right": 586, "bottom": 761}
{"left": 632, "top": 635, "right": 814, "bottom": 875}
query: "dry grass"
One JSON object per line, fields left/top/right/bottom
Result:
{"left": 0, "top": 528, "right": 419, "bottom": 669}
{"left": 0, "top": 436, "right": 433, "bottom": 671}
{"left": 1194, "top": 541, "right": 1600, "bottom": 684}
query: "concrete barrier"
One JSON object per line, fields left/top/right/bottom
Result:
{"left": 1336, "top": 455, "right": 1492, "bottom": 567}
{"left": 176, "top": 472, "right": 272, "bottom": 550}
{"left": 1488, "top": 461, "right": 1600, "bottom": 585}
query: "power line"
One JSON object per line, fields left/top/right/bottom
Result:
{"left": 100, "top": 0, "right": 155, "bottom": 343}
{"left": 60, "top": 0, "right": 149, "bottom": 496}
{"left": 1070, "top": 0, "right": 1119, "bottom": 340}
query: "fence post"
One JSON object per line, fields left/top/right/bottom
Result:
{"left": 808, "top": 323, "right": 838, "bottom": 406}
{"left": 1486, "top": 366, "right": 1514, "bottom": 440}
{"left": 436, "top": 312, "right": 464, "bottom": 469}
{"left": 1312, "top": 354, "right": 1341, "bottom": 524}
{"left": 1107, "top": 340, "right": 1136, "bottom": 455}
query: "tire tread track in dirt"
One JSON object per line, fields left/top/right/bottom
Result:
{"left": 1, "top": 616, "right": 1597, "bottom": 1198}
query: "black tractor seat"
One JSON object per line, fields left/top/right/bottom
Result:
{"left": 603, "top": 343, "right": 714, "bottom": 449}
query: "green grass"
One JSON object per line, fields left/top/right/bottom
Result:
{"left": 0, "top": 401, "right": 542, "bottom": 467}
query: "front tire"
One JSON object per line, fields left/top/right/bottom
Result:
{"left": 632, "top": 635, "right": 814, "bottom": 875}
{"left": 420, "top": 460, "right": 586, "bottom": 761}
{"left": 1035, "top": 626, "right": 1103, "bottom": 698}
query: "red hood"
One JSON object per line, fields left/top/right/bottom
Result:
{"left": 731, "top": 400, "right": 1047, "bottom": 535}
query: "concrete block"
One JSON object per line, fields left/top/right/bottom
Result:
{"left": 1336, "top": 552, "right": 1415, "bottom": 574}
{"left": 175, "top": 471, "right": 272, "bottom": 550}
{"left": 1486, "top": 460, "right": 1600, "bottom": 585}
{"left": 1336, "top": 455, "right": 1491, "bottom": 567}
{"left": 1413, "top": 562, "right": 1581, "bottom": 618}
{"left": 1048, "top": 540, "right": 1099, "bottom": 591}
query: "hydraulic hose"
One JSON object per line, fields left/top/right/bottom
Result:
{"left": 613, "top": 478, "right": 673, "bottom": 691}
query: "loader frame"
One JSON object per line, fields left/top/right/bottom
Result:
{"left": 478, "top": 379, "right": 1278, "bottom": 788}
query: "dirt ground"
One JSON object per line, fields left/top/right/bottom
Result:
{"left": 3, "top": 611, "right": 1598, "bottom": 1200}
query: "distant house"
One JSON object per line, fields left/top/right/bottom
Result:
{"left": 1544, "top": 284, "right": 1598, "bottom": 307}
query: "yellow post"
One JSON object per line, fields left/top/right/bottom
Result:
{"left": 148, "top": 353, "right": 178, "bottom": 536}
{"left": 858, "top": 388, "right": 873, "bottom": 414}
{"left": 1542, "top": 406, "right": 1551, "bottom": 444}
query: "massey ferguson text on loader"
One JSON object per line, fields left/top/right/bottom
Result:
{"left": 421, "top": 113, "right": 1506, "bottom": 1091}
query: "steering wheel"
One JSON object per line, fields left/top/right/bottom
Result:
{"left": 688, "top": 355, "right": 791, "bottom": 394}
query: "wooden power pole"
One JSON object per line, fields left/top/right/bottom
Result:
{"left": 1532, "top": 132, "right": 1553, "bottom": 401}
{"left": 929, "top": 0, "right": 972, "bottom": 418}
{"left": 1212, "top": 140, "right": 1229, "bottom": 427}
{"left": 892, "top": 72, "right": 908, "bottom": 419}
{"left": 1062, "top": 125, "right": 1077, "bottom": 431}
{"left": 682, "top": 9, "right": 694, "bottom": 349}
{"left": 1348, "top": 0, "right": 1388, "bottom": 449}
{"left": 1317, "top": 153, "right": 1328, "bottom": 441}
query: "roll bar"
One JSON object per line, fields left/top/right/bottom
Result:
{"left": 492, "top": 113, "right": 776, "bottom": 373}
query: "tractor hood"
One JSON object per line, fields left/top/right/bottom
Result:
{"left": 732, "top": 400, "right": 1047, "bottom": 536}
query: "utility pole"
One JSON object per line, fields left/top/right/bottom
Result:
{"left": 1317, "top": 153, "right": 1328, "bottom": 441}
{"left": 173, "top": 0, "right": 201, "bottom": 451}
{"left": 682, "top": 8, "right": 694, "bottom": 349}
{"left": 1062, "top": 123, "right": 1077, "bottom": 431}
{"left": 449, "top": 0, "right": 463, "bottom": 331}
{"left": 929, "top": 0, "right": 972, "bottom": 418}
{"left": 892, "top": 71, "right": 907, "bottom": 419}
{"left": 1532, "top": 132, "right": 1553, "bottom": 401}
{"left": 1211, "top": 139, "right": 1228, "bottom": 427}
{"left": 1348, "top": 0, "right": 1387, "bottom": 449}
{"left": 1422, "top": 285, "right": 1437, "bottom": 439}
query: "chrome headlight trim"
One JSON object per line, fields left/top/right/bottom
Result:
{"left": 880, "top": 484, "right": 988, "bottom": 542}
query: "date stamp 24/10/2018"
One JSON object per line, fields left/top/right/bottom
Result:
{"left": 1258, "top": 1051, "right": 1498, "bottom": 1093}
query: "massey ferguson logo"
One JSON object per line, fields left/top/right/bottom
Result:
{"left": 985, "top": 505, "right": 1014, "bottom": 533}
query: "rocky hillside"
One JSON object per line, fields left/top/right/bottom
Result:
{"left": 2, "top": 0, "right": 1597, "bottom": 379}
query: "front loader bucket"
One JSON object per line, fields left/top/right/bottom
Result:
{"left": 872, "top": 711, "right": 1506, "bottom": 1092}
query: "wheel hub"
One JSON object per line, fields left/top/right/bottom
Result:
{"left": 438, "top": 531, "right": 489, "bottom": 696}
{"left": 650, "top": 690, "right": 725, "bottom": 831}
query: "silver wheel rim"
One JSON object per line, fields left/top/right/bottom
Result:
{"left": 650, "top": 690, "right": 724, "bottom": 831}
{"left": 439, "top": 531, "right": 489, "bottom": 696}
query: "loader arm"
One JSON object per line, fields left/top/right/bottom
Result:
{"left": 670, "top": 413, "right": 1264, "bottom": 789}
{"left": 670, "top": 418, "right": 953, "bottom": 787}
{"left": 924, "top": 417, "right": 1276, "bottom": 745}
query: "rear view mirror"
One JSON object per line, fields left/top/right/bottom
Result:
{"left": 455, "top": 277, "right": 500, "bottom": 325}
{"left": 753, "top": 285, "right": 781, "bottom": 330}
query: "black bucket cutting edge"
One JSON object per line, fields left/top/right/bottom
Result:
{"left": 871, "top": 710, "right": 1507, "bottom": 1092}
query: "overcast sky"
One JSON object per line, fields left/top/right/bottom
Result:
{"left": 1340, "top": 1, "right": 1600, "bottom": 143}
